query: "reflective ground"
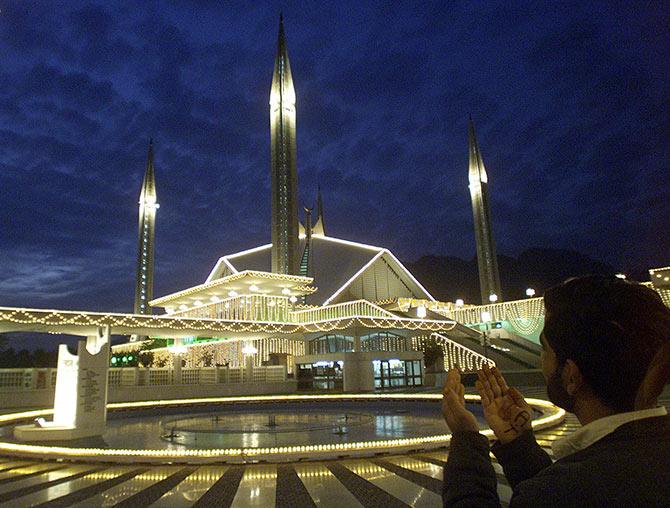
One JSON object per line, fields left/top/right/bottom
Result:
{"left": 101, "top": 401, "right": 488, "bottom": 450}
{"left": 0, "top": 386, "right": 663, "bottom": 507}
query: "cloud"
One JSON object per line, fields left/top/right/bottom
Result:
{"left": 0, "top": 0, "right": 668, "bottom": 342}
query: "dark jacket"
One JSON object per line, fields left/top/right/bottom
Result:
{"left": 443, "top": 415, "right": 670, "bottom": 507}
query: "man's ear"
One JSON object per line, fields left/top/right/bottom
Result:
{"left": 562, "top": 359, "right": 583, "bottom": 396}
{"left": 635, "top": 342, "right": 670, "bottom": 410}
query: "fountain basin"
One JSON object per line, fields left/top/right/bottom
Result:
{"left": 0, "top": 394, "right": 565, "bottom": 464}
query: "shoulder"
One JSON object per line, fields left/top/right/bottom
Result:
{"left": 510, "top": 433, "right": 670, "bottom": 507}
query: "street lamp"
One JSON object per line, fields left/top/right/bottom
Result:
{"left": 481, "top": 311, "right": 491, "bottom": 359}
{"left": 489, "top": 294, "right": 498, "bottom": 303}
{"left": 455, "top": 299, "right": 464, "bottom": 307}
{"left": 526, "top": 288, "right": 536, "bottom": 297}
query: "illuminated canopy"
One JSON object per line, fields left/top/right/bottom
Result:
{"left": 150, "top": 270, "right": 316, "bottom": 309}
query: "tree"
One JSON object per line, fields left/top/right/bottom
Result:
{"left": 138, "top": 350, "right": 155, "bottom": 368}
{"left": 421, "top": 336, "right": 445, "bottom": 372}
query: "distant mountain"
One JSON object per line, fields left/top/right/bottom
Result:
{"left": 405, "top": 248, "right": 617, "bottom": 304}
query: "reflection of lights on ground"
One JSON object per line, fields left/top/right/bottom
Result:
{"left": 0, "top": 394, "right": 565, "bottom": 463}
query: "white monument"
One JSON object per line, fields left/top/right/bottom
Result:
{"left": 15, "top": 326, "right": 111, "bottom": 441}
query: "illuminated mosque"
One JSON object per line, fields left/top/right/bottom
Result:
{"left": 110, "top": 17, "right": 670, "bottom": 395}
{"left": 111, "top": 17, "right": 554, "bottom": 393}
{"left": 0, "top": 15, "right": 667, "bottom": 451}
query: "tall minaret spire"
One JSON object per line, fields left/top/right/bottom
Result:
{"left": 314, "top": 184, "right": 326, "bottom": 235}
{"left": 468, "top": 117, "right": 502, "bottom": 303}
{"left": 270, "top": 14, "right": 299, "bottom": 274}
{"left": 134, "top": 139, "right": 159, "bottom": 315}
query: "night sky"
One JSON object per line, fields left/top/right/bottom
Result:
{"left": 1, "top": 1, "right": 669, "bottom": 320}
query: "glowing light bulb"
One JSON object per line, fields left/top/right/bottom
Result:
{"left": 242, "top": 345, "right": 258, "bottom": 355}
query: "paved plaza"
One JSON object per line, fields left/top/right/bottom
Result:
{"left": 0, "top": 386, "right": 664, "bottom": 507}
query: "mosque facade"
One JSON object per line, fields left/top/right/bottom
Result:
{"left": 126, "top": 18, "right": 500, "bottom": 392}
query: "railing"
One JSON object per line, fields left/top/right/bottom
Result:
{"left": 147, "top": 368, "right": 172, "bottom": 386}
{"left": 439, "top": 297, "right": 545, "bottom": 324}
{"left": 433, "top": 297, "right": 545, "bottom": 337}
{"left": 443, "top": 285, "right": 670, "bottom": 330}
{"left": 431, "top": 333, "right": 495, "bottom": 372}
{"left": 290, "top": 300, "right": 397, "bottom": 323}
{"left": 0, "top": 369, "right": 57, "bottom": 390}
{"left": 0, "top": 365, "right": 288, "bottom": 391}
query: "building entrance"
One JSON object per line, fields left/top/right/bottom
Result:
{"left": 297, "top": 361, "right": 343, "bottom": 391}
{"left": 373, "top": 359, "right": 422, "bottom": 389}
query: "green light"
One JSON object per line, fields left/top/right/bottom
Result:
{"left": 111, "top": 357, "right": 117, "bottom": 364}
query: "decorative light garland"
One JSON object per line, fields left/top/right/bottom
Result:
{"left": 430, "top": 332, "right": 496, "bottom": 371}
{"left": 0, "top": 308, "right": 457, "bottom": 337}
{"left": 0, "top": 394, "right": 565, "bottom": 464}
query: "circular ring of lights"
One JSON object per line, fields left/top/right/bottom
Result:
{"left": 0, "top": 394, "right": 565, "bottom": 464}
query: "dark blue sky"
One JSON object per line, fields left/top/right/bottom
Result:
{"left": 0, "top": 0, "right": 668, "bottom": 315}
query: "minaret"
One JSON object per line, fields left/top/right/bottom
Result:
{"left": 313, "top": 184, "right": 326, "bottom": 235}
{"left": 468, "top": 118, "right": 502, "bottom": 303}
{"left": 134, "top": 140, "right": 158, "bottom": 315}
{"left": 303, "top": 206, "right": 313, "bottom": 241}
{"left": 300, "top": 206, "right": 313, "bottom": 301}
{"left": 270, "top": 15, "right": 299, "bottom": 274}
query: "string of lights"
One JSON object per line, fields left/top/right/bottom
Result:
{"left": 0, "top": 394, "right": 565, "bottom": 463}
{"left": 0, "top": 307, "right": 457, "bottom": 337}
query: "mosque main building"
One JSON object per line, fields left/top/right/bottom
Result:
{"left": 123, "top": 18, "right": 542, "bottom": 392}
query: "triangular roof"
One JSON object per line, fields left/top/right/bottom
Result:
{"left": 206, "top": 235, "right": 434, "bottom": 305}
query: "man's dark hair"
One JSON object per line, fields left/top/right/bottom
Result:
{"left": 543, "top": 275, "right": 670, "bottom": 412}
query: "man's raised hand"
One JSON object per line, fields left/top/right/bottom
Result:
{"left": 442, "top": 368, "right": 480, "bottom": 433}
{"left": 476, "top": 365, "right": 532, "bottom": 444}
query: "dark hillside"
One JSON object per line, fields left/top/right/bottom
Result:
{"left": 406, "top": 248, "right": 616, "bottom": 304}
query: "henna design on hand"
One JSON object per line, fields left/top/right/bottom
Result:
{"left": 512, "top": 410, "right": 531, "bottom": 431}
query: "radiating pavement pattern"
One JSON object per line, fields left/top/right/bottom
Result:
{"left": 0, "top": 435, "right": 554, "bottom": 508}
{"left": 0, "top": 389, "right": 664, "bottom": 507}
